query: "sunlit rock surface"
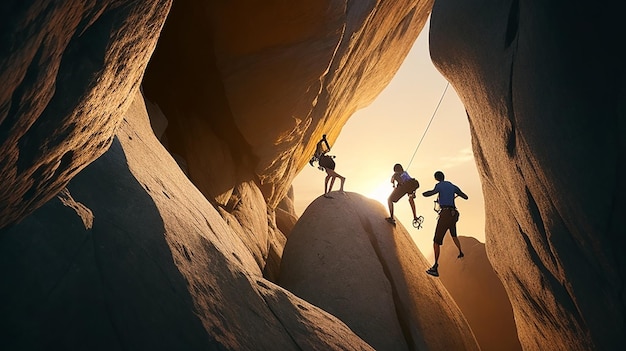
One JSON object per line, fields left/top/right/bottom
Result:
{"left": 140, "top": 1, "right": 433, "bottom": 276}
{"left": 430, "top": 1, "right": 626, "bottom": 349}
{"left": 137, "top": 0, "right": 434, "bottom": 280}
{"left": 438, "top": 236, "right": 522, "bottom": 351}
{"left": 280, "top": 192, "right": 479, "bottom": 351}
{"left": 0, "top": 2, "right": 440, "bottom": 348}
{"left": 0, "top": 91, "right": 375, "bottom": 350}
{"left": 276, "top": 185, "right": 299, "bottom": 237}
{"left": 143, "top": 0, "right": 432, "bottom": 208}
{"left": 0, "top": 0, "right": 172, "bottom": 228}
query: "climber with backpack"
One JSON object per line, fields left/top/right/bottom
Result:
{"left": 309, "top": 134, "right": 345, "bottom": 198}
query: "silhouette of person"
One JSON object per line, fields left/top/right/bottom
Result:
{"left": 385, "top": 163, "right": 421, "bottom": 226}
{"left": 422, "top": 170, "right": 468, "bottom": 277}
{"left": 312, "top": 134, "right": 345, "bottom": 198}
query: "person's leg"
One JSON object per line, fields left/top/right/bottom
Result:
{"left": 431, "top": 213, "right": 449, "bottom": 269}
{"left": 433, "top": 242, "right": 441, "bottom": 266}
{"left": 326, "top": 169, "right": 344, "bottom": 192}
{"left": 328, "top": 176, "right": 336, "bottom": 192}
{"left": 338, "top": 174, "right": 345, "bottom": 191}
{"left": 450, "top": 211, "right": 463, "bottom": 257}
{"left": 408, "top": 195, "right": 417, "bottom": 219}
{"left": 387, "top": 198, "right": 394, "bottom": 218}
{"left": 427, "top": 239, "right": 442, "bottom": 277}
{"left": 452, "top": 236, "right": 464, "bottom": 258}
{"left": 324, "top": 174, "right": 331, "bottom": 195}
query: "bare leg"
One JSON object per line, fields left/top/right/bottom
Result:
{"left": 433, "top": 242, "right": 441, "bottom": 267}
{"left": 408, "top": 196, "right": 417, "bottom": 219}
{"left": 450, "top": 222, "right": 463, "bottom": 257}
{"left": 326, "top": 169, "right": 345, "bottom": 192}
{"left": 324, "top": 174, "right": 331, "bottom": 194}
{"left": 328, "top": 176, "right": 336, "bottom": 193}
{"left": 338, "top": 175, "right": 345, "bottom": 191}
{"left": 452, "top": 236, "right": 464, "bottom": 258}
{"left": 387, "top": 198, "right": 394, "bottom": 218}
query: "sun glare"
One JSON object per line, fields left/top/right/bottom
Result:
{"left": 366, "top": 182, "right": 392, "bottom": 208}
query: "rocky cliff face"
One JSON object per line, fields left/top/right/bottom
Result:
{"left": 0, "top": 92, "right": 376, "bottom": 350}
{"left": 0, "top": 1, "right": 441, "bottom": 350}
{"left": 430, "top": 0, "right": 626, "bottom": 349}
{"left": 0, "top": 0, "right": 172, "bottom": 228}
{"left": 280, "top": 192, "right": 479, "bottom": 350}
{"left": 438, "top": 236, "right": 522, "bottom": 351}
{"left": 140, "top": 0, "right": 432, "bottom": 278}
{"left": 2, "top": 0, "right": 624, "bottom": 350}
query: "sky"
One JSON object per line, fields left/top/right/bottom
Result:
{"left": 292, "top": 20, "right": 486, "bottom": 258}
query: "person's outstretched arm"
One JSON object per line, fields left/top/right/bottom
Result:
{"left": 322, "top": 135, "right": 331, "bottom": 152}
{"left": 455, "top": 187, "right": 469, "bottom": 200}
{"left": 423, "top": 189, "right": 437, "bottom": 197}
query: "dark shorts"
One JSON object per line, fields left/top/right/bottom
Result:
{"left": 389, "top": 178, "right": 419, "bottom": 203}
{"left": 319, "top": 155, "right": 335, "bottom": 170}
{"left": 433, "top": 207, "right": 460, "bottom": 245}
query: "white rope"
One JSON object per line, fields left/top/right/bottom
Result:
{"left": 406, "top": 81, "right": 450, "bottom": 169}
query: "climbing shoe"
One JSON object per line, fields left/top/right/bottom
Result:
{"left": 426, "top": 267, "right": 439, "bottom": 277}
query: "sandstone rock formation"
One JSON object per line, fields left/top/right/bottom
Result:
{"left": 140, "top": 0, "right": 432, "bottom": 235}
{"left": 430, "top": 1, "right": 626, "bottom": 349}
{"left": 3, "top": 0, "right": 623, "bottom": 350}
{"left": 2, "top": 2, "right": 441, "bottom": 349}
{"left": 138, "top": 0, "right": 433, "bottom": 281}
{"left": 0, "top": 0, "right": 172, "bottom": 228}
{"left": 280, "top": 192, "right": 479, "bottom": 350}
{"left": 0, "top": 91, "right": 376, "bottom": 350}
{"left": 438, "top": 236, "right": 522, "bottom": 351}
{"left": 276, "top": 185, "right": 299, "bottom": 237}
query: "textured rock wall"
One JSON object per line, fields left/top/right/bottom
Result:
{"left": 141, "top": 0, "right": 433, "bottom": 277}
{"left": 0, "top": 90, "right": 376, "bottom": 350}
{"left": 0, "top": 1, "right": 442, "bottom": 349}
{"left": 280, "top": 193, "right": 479, "bottom": 350}
{"left": 0, "top": 0, "right": 172, "bottom": 228}
{"left": 438, "top": 236, "right": 522, "bottom": 351}
{"left": 430, "top": 0, "right": 626, "bottom": 349}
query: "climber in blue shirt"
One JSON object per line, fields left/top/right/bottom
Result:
{"left": 422, "top": 171, "right": 468, "bottom": 277}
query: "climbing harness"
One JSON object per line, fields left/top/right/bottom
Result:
{"left": 433, "top": 200, "right": 441, "bottom": 214}
{"left": 433, "top": 195, "right": 459, "bottom": 215}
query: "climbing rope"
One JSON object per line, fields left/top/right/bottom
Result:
{"left": 406, "top": 81, "right": 450, "bottom": 170}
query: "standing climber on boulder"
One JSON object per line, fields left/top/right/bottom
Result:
{"left": 310, "top": 134, "right": 345, "bottom": 198}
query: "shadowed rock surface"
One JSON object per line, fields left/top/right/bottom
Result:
{"left": 0, "top": 91, "right": 375, "bottom": 350}
{"left": 1, "top": 2, "right": 438, "bottom": 349}
{"left": 280, "top": 192, "right": 479, "bottom": 351}
{"left": 430, "top": 0, "right": 626, "bottom": 349}
{"left": 142, "top": 0, "right": 433, "bottom": 207}
{"left": 140, "top": 0, "right": 433, "bottom": 281}
{"left": 2, "top": 0, "right": 625, "bottom": 350}
{"left": 438, "top": 236, "right": 522, "bottom": 351}
{"left": 0, "top": 0, "right": 172, "bottom": 228}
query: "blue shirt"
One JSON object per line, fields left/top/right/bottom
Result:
{"left": 432, "top": 181, "right": 462, "bottom": 207}
{"left": 399, "top": 171, "right": 412, "bottom": 183}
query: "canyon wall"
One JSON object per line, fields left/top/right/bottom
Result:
{"left": 430, "top": 0, "right": 626, "bottom": 349}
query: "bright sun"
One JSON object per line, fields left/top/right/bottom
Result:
{"left": 366, "top": 182, "right": 393, "bottom": 208}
